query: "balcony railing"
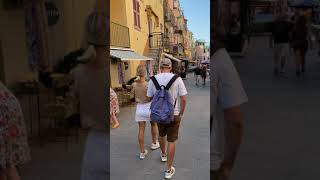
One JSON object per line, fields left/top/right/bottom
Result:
{"left": 110, "top": 22, "right": 130, "bottom": 48}
{"left": 165, "top": 6, "right": 175, "bottom": 25}
{"left": 149, "top": 32, "right": 163, "bottom": 49}
{"left": 174, "top": 26, "right": 183, "bottom": 34}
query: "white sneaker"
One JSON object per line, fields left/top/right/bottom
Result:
{"left": 139, "top": 150, "right": 148, "bottom": 160}
{"left": 160, "top": 152, "right": 167, "bottom": 162}
{"left": 165, "top": 166, "right": 175, "bottom": 179}
{"left": 151, "top": 141, "right": 160, "bottom": 150}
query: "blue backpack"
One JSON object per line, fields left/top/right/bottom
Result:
{"left": 150, "top": 75, "right": 179, "bottom": 124}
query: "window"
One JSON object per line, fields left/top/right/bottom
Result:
{"left": 133, "top": 0, "right": 141, "bottom": 29}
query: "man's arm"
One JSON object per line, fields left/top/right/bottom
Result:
{"left": 220, "top": 106, "right": 244, "bottom": 171}
{"left": 146, "top": 80, "right": 155, "bottom": 102}
{"left": 179, "top": 95, "right": 186, "bottom": 116}
{"left": 146, "top": 96, "right": 152, "bottom": 102}
{"left": 213, "top": 50, "right": 248, "bottom": 179}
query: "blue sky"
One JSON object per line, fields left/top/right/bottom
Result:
{"left": 180, "top": 0, "right": 210, "bottom": 45}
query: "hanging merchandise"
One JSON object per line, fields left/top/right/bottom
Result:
{"left": 117, "top": 61, "right": 124, "bottom": 84}
{"left": 25, "top": 0, "right": 50, "bottom": 72}
{"left": 146, "top": 61, "right": 150, "bottom": 80}
{"left": 44, "top": 1, "right": 60, "bottom": 27}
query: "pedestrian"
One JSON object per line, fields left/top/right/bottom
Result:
{"left": 132, "top": 64, "right": 160, "bottom": 160}
{"left": 194, "top": 65, "right": 201, "bottom": 86}
{"left": 211, "top": 25, "right": 248, "bottom": 180}
{"left": 0, "top": 81, "right": 31, "bottom": 180}
{"left": 201, "top": 65, "right": 207, "bottom": 86}
{"left": 292, "top": 15, "right": 308, "bottom": 77}
{"left": 271, "top": 13, "right": 291, "bottom": 76}
{"left": 110, "top": 88, "right": 120, "bottom": 129}
{"left": 70, "top": 11, "right": 109, "bottom": 180}
{"left": 147, "top": 58, "right": 187, "bottom": 179}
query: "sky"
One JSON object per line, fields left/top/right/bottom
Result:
{"left": 179, "top": 0, "right": 210, "bottom": 45}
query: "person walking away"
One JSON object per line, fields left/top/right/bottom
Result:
{"left": 292, "top": 15, "right": 308, "bottom": 77}
{"left": 132, "top": 65, "right": 160, "bottom": 160}
{"left": 147, "top": 58, "right": 187, "bottom": 179}
{"left": 211, "top": 25, "right": 248, "bottom": 180}
{"left": 110, "top": 88, "right": 120, "bottom": 129}
{"left": 271, "top": 13, "right": 291, "bottom": 77}
{"left": 194, "top": 65, "right": 201, "bottom": 86}
{"left": 201, "top": 65, "right": 207, "bottom": 86}
{"left": 70, "top": 11, "right": 109, "bottom": 180}
{"left": 0, "top": 82, "right": 31, "bottom": 180}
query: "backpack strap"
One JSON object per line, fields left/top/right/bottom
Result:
{"left": 165, "top": 75, "right": 179, "bottom": 90}
{"left": 150, "top": 76, "right": 161, "bottom": 90}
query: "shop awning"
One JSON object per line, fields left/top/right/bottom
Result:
{"left": 110, "top": 48, "right": 153, "bottom": 61}
{"left": 163, "top": 53, "right": 181, "bottom": 62}
{"left": 179, "top": 57, "right": 189, "bottom": 61}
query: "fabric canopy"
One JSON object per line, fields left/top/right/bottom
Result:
{"left": 110, "top": 48, "right": 153, "bottom": 61}
{"left": 163, "top": 53, "right": 181, "bottom": 62}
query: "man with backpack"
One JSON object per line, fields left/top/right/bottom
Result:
{"left": 147, "top": 58, "right": 187, "bottom": 179}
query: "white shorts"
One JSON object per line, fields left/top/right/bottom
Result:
{"left": 135, "top": 102, "right": 151, "bottom": 122}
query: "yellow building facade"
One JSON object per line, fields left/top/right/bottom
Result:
{"left": 110, "top": 0, "right": 164, "bottom": 87}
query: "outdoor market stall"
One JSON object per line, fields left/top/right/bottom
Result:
{"left": 110, "top": 47, "right": 154, "bottom": 106}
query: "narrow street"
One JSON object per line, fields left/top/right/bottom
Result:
{"left": 231, "top": 36, "right": 320, "bottom": 179}
{"left": 110, "top": 75, "right": 210, "bottom": 180}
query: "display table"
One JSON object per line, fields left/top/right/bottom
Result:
{"left": 113, "top": 87, "right": 134, "bottom": 107}
{"left": 13, "top": 81, "right": 42, "bottom": 139}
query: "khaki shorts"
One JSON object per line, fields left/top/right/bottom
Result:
{"left": 157, "top": 116, "right": 181, "bottom": 142}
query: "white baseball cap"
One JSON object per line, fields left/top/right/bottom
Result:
{"left": 160, "top": 58, "right": 172, "bottom": 68}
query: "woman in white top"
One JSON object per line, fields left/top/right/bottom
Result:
{"left": 132, "top": 65, "right": 159, "bottom": 159}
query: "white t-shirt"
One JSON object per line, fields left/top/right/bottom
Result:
{"left": 71, "top": 65, "right": 108, "bottom": 130}
{"left": 147, "top": 73, "right": 187, "bottom": 116}
{"left": 211, "top": 48, "right": 248, "bottom": 170}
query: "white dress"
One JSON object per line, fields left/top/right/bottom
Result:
{"left": 135, "top": 102, "right": 151, "bottom": 122}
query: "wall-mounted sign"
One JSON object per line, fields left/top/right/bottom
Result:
{"left": 45, "top": 1, "right": 60, "bottom": 27}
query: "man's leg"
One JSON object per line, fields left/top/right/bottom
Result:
{"left": 159, "top": 136, "right": 166, "bottom": 155}
{"left": 158, "top": 124, "right": 167, "bottom": 155}
{"left": 167, "top": 142, "right": 176, "bottom": 170}
{"left": 150, "top": 122, "right": 158, "bottom": 144}
{"left": 166, "top": 116, "right": 181, "bottom": 170}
